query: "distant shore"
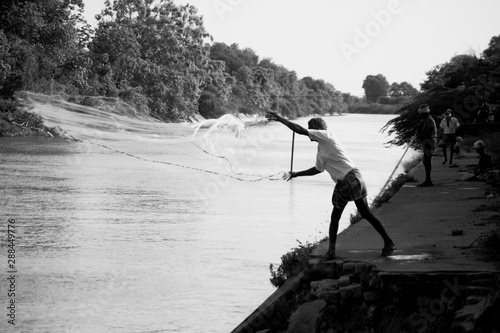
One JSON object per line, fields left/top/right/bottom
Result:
{"left": 347, "top": 103, "right": 399, "bottom": 114}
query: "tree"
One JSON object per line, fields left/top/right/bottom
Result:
{"left": 383, "top": 34, "right": 500, "bottom": 146}
{"left": 362, "top": 74, "right": 390, "bottom": 103}
{"left": 421, "top": 54, "right": 481, "bottom": 92}
{"left": 204, "top": 44, "right": 287, "bottom": 117}
{"left": 0, "top": 31, "right": 12, "bottom": 93}
{"left": 482, "top": 35, "right": 500, "bottom": 67}
{"left": 390, "top": 82, "right": 418, "bottom": 97}
{"left": 210, "top": 42, "right": 240, "bottom": 74}
{"left": 401, "top": 82, "right": 419, "bottom": 96}
{"left": 273, "top": 66, "right": 301, "bottom": 118}
{"left": 342, "top": 92, "right": 358, "bottom": 105}
{"left": 298, "top": 77, "right": 346, "bottom": 115}
{"left": 89, "top": 0, "right": 229, "bottom": 121}
{"left": 230, "top": 65, "right": 280, "bottom": 112}
{"left": 0, "top": 0, "right": 91, "bottom": 97}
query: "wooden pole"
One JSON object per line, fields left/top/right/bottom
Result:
{"left": 290, "top": 132, "right": 295, "bottom": 173}
{"left": 376, "top": 138, "right": 413, "bottom": 198}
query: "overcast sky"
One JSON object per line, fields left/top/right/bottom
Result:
{"left": 82, "top": 0, "right": 500, "bottom": 96}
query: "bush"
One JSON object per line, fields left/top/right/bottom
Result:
{"left": 372, "top": 173, "right": 418, "bottom": 208}
{"left": 402, "top": 153, "right": 423, "bottom": 173}
{"left": 269, "top": 240, "right": 319, "bottom": 288}
{"left": 0, "top": 97, "right": 47, "bottom": 136}
{"left": 474, "top": 227, "right": 500, "bottom": 264}
{"left": 350, "top": 153, "right": 422, "bottom": 225}
{"left": 0, "top": 97, "right": 17, "bottom": 113}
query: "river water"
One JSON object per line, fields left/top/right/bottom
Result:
{"left": 0, "top": 113, "right": 413, "bottom": 332}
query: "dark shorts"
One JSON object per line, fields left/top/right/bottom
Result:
{"left": 442, "top": 134, "right": 457, "bottom": 146}
{"left": 332, "top": 168, "right": 367, "bottom": 210}
{"left": 422, "top": 138, "right": 437, "bottom": 157}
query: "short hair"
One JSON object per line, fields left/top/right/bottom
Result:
{"left": 308, "top": 117, "right": 327, "bottom": 130}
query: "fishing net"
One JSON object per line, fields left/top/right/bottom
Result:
{"left": 17, "top": 92, "right": 281, "bottom": 181}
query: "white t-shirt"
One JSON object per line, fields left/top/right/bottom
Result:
{"left": 308, "top": 129, "right": 356, "bottom": 182}
{"left": 439, "top": 117, "right": 460, "bottom": 134}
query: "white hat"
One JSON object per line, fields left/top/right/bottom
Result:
{"left": 473, "top": 140, "right": 485, "bottom": 149}
{"left": 418, "top": 105, "right": 430, "bottom": 113}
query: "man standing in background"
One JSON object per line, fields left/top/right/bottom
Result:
{"left": 416, "top": 104, "right": 437, "bottom": 187}
{"left": 439, "top": 109, "right": 460, "bottom": 167}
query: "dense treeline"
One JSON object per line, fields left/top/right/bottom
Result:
{"left": 0, "top": 0, "right": 350, "bottom": 129}
{"left": 4, "top": 0, "right": 496, "bottom": 143}
{"left": 0, "top": 0, "right": 228, "bottom": 122}
{"left": 383, "top": 35, "right": 500, "bottom": 146}
{"left": 202, "top": 42, "right": 349, "bottom": 119}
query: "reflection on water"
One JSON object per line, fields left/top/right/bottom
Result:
{"left": 0, "top": 114, "right": 412, "bottom": 332}
{"left": 387, "top": 253, "right": 432, "bottom": 261}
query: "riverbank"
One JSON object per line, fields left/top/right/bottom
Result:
{"left": 233, "top": 149, "right": 500, "bottom": 332}
{"left": 0, "top": 93, "right": 267, "bottom": 138}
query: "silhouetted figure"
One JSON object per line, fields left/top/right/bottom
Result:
{"left": 416, "top": 104, "right": 437, "bottom": 187}
{"left": 473, "top": 140, "right": 493, "bottom": 176}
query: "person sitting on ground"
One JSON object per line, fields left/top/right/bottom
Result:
{"left": 439, "top": 109, "right": 460, "bottom": 167}
{"left": 487, "top": 112, "right": 495, "bottom": 123}
{"left": 473, "top": 140, "right": 493, "bottom": 176}
{"left": 266, "top": 111, "right": 396, "bottom": 259}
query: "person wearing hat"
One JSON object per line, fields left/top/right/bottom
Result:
{"left": 266, "top": 111, "right": 396, "bottom": 259}
{"left": 416, "top": 104, "right": 437, "bottom": 187}
{"left": 439, "top": 109, "right": 460, "bottom": 166}
{"left": 473, "top": 140, "right": 493, "bottom": 175}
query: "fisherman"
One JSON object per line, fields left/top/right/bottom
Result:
{"left": 416, "top": 104, "right": 437, "bottom": 187}
{"left": 266, "top": 111, "right": 396, "bottom": 259}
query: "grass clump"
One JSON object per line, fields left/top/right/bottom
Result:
{"left": 474, "top": 227, "right": 500, "bottom": 265}
{"left": 269, "top": 240, "right": 320, "bottom": 288}
{"left": 350, "top": 154, "right": 421, "bottom": 225}
{"left": 370, "top": 173, "right": 418, "bottom": 209}
{"left": 402, "top": 153, "right": 423, "bottom": 173}
{"left": 0, "top": 98, "right": 48, "bottom": 137}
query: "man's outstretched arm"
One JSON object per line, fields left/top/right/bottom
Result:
{"left": 284, "top": 167, "right": 322, "bottom": 181}
{"left": 266, "top": 111, "right": 309, "bottom": 136}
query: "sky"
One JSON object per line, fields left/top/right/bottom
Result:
{"left": 82, "top": 0, "right": 500, "bottom": 96}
